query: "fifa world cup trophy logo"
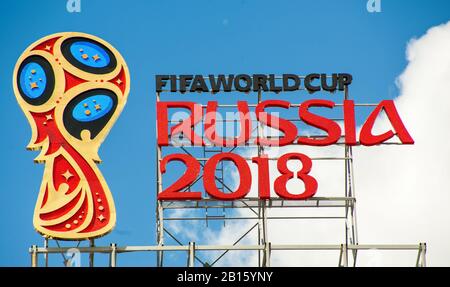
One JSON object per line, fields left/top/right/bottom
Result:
{"left": 13, "top": 32, "right": 130, "bottom": 240}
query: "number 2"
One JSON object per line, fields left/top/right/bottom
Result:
{"left": 158, "top": 153, "right": 202, "bottom": 200}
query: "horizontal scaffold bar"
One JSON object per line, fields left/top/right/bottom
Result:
{"left": 160, "top": 197, "right": 356, "bottom": 209}
{"left": 30, "top": 243, "right": 426, "bottom": 254}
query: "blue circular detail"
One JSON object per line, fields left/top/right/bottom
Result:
{"left": 19, "top": 62, "right": 47, "bottom": 99}
{"left": 72, "top": 95, "right": 113, "bottom": 122}
{"left": 70, "top": 41, "right": 110, "bottom": 68}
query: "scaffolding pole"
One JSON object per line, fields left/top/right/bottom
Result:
{"left": 156, "top": 91, "right": 165, "bottom": 267}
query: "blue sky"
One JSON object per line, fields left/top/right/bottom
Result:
{"left": 0, "top": 0, "right": 449, "bottom": 266}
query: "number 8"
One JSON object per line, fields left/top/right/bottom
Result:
{"left": 274, "top": 153, "right": 318, "bottom": 200}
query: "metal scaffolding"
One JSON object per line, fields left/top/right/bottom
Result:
{"left": 30, "top": 243, "right": 427, "bottom": 267}
{"left": 29, "top": 75, "right": 426, "bottom": 267}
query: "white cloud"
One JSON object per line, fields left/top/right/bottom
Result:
{"left": 167, "top": 21, "right": 450, "bottom": 266}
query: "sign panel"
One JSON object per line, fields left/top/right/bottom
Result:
{"left": 155, "top": 75, "right": 414, "bottom": 201}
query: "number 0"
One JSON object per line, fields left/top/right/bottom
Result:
{"left": 203, "top": 153, "right": 252, "bottom": 200}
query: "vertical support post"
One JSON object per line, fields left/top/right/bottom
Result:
{"left": 188, "top": 242, "right": 195, "bottom": 267}
{"left": 257, "top": 207, "right": 262, "bottom": 267}
{"left": 31, "top": 245, "right": 38, "bottom": 267}
{"left": 343, "top": 85, "right": 358, "bottom": 267}
{"left": 421, "top": 243, "right": 427, "bottom": 267}
{"left": 89, "top": 239, "right": 95, "bottom": 267}
{"left": 349, "top": 147, "right": 359, "bottom": 267}
{"left": 110, "top": 243, "right": 117, "bottom": 267}
{"left": 261, "top": 206, "right": 268, "bottom": 265}
{"left": 44, "top": 238, "right": 48, "bottom": 267}
{"left": 256, "top": 89, "right": 268, "bottom": 267}
{"left": 416, "top": 243, "right": 427, "bottom": 267}
{"left": 262, "top": 242, "right": 271, "bottom": 267}
{"left": 343, "top": 85, "right": 350, "bottom": 260}
{"left": 156, "top": 91, "right": 165, "bottom": 267}
{"left": 339, "top": 244, "right": 348, "bottom": 267}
